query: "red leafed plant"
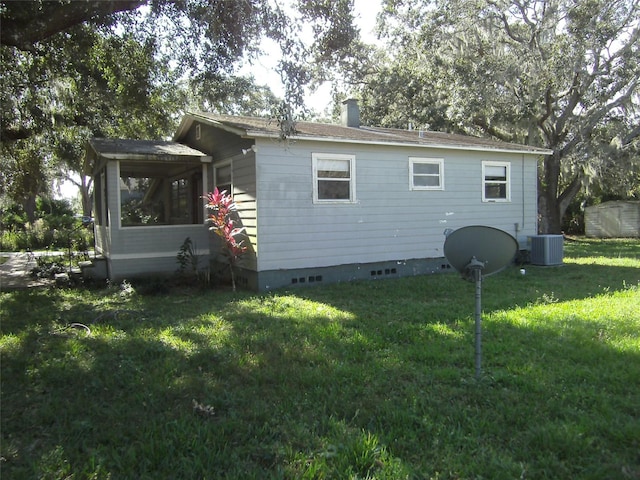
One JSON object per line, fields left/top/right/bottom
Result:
{"left": 205, "top": 187, "right": 248, "bottom": 291}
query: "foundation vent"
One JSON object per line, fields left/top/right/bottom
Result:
{"left": 370, "top": 268, "right": 397, "bottom": 277}
{"left": 291, "top": 275, "right": 323, "bottom": 285}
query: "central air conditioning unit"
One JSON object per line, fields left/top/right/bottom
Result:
{"left": 529, "top": 235, "right": 564, "bottom": 266}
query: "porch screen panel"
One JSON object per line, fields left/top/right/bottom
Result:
{"left": 120, "top": 177, "right": 165, "bottom": 226}
{"left": 95, "top": 170, "right": 108, "bottom": 226}
{"left": 171, "top": 178, "right": 189, "bottom": 222}
{"left": 120, "top": 162, "right": 203, "bottom": 226}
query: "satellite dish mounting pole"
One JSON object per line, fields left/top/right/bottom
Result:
{"left": 466, "top": 257, "right": 485, "bottom": 379}
{"left": 443, "top": 226, "right": 517, "bottom": 381}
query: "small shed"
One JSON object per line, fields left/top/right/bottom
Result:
{"left": 585, "top": 201, "right": 640, "bottom": 238}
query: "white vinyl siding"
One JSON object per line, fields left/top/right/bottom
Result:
{"left": 255, "top": 142, "right": 538, "bottom": 272}
{"left": 410, "top": 157, "right": 444, "bottom": 190}
{"left": 312, "top": 153, "right": 356, "bottom": 203}
{"left": 210, "top": 155, "right": 258, "bottom": 271}
{"left": 482, "top": 161, "right": 511, "bottom": 202}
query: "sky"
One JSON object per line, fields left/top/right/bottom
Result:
{"left": 241, "top": 0, "right": 381, "bottom": 114}
{"left": 306, "top": 0, "right": 382, "bottom": 112}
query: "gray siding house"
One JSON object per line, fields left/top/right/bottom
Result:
{"left": 89, "top": 100, "right": 551, "bottom": 290}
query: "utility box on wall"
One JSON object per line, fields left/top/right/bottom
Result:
{"left": 529, "top": 235, "right": 564, "bottom": 266}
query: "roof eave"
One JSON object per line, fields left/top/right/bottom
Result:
{"left": 180, "top": 113, "right": 553, "bottom": 156}
{"left": 247, "top": 131, "right": 553, "bottom": 156}
{"left": 97, "top": 153, "right": 211, "bottom": 162}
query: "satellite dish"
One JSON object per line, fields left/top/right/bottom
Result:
{"left": 443, "top": 226, "right": 518, "bottom": 379}
{"left": 444, "top": 225, "right": 518, "bottom": 279}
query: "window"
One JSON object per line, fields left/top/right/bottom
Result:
{"left": 95, "top": 170, "right": 108, "bottom": 226}
{"left": 482, "top": 161, "right": 510, "bottom": 201}
{"left": 410, "top": 157, "right": 444, "bottom": 190}
{"left": 214, "top": 163, "right": 232, "bottom": 196}
{"left": 170, "top": 178, "right": 189, "bottom": 221}
{"left": 312, "top": 153, "right": 356, "bottom": 203}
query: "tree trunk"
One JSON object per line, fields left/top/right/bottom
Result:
{"left": 23, "top": 195, "right": 37, "bottom": 225}
{"left": 80, "top": 175, "right": 93, "bottom": 218}
{"left": 538, "top": 153, "right": 583, "bottom": 234}
{"left": 538, "top": 189, "right": 562, "bottom": 234}
{"left": 538, "top": 153, "right": 560, "bottom": 233}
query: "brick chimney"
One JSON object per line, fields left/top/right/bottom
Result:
{"left": 341, "top": 98, "right": 360, "bottom": 128}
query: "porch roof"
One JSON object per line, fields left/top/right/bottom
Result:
{"left": 87, "top": 138, "right": 211, "bottom": 173}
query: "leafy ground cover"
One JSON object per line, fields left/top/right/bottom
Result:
{"left": 1, "top": 238, "right": 639, "bottom": 479}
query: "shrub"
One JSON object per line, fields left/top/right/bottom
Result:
{"left": 0, "top": 230, "right": 22, "bottom": 251}
{"left": 0, "top": 204, "right": 28, "bottom": 232}
{"left": 205, "top": 188, "right": 248, "bottom": 292}
{"left": 0, "top": 198, "right": 94, "bottom": 252}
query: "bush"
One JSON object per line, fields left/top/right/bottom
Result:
{"left": 0, "top": 230, "right": 23, "bottom": 251}
{"left": 0, "top": 204, "right": 28, "bottom": 232}
{"left": 0, "top": 198, "right": 93, "bottom": 252}
{"left": 30, "top": 256, "right": 67, "bottom": 279}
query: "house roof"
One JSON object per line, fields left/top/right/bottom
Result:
{"left": 179, "top": 112, "right": 552, "bottom": 156}
{"left": 87, "top": 138, "right": 210, "bottom": 161}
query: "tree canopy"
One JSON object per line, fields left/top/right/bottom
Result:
{"left": 1, "top": 1, "right": 144, "bottom": 49}
{"left": 1, "top": 0, "right": 358, "bottom": 217}
{"left": 2, "top": 0, "right": 637, "bottom": 233}
{"left": 349, "top": 0, "right": 639, "bottom": 232}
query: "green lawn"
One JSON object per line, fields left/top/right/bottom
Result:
{"left": 1, "top": 238, "right": 639, "bottom": 479}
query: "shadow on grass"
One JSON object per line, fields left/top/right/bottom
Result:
{"left": 1, "top": 262, "right": 639, "bottom": 479}
{"left": 564, "top": 236, "right": 640, "bottom": 259}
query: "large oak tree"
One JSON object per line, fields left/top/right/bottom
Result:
{"left": 1, "top": 0, "right": 358, "bottom": 218}
{"left": 352, "top": 0, "right": 639, "bottom": 233}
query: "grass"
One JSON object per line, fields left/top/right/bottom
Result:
{"left": 1, "top": 238, "right": 639, "bottom": 479}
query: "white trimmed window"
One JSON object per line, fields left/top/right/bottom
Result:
{"left": 312, "top": 153, "right": 356, "bottom": 203}
{"left": 482, "top": 161, "right": 510, "bottom": 202}
{"left": 410, "top": 157, "right": 444, "bottom": 190}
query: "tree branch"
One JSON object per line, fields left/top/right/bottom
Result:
{"left": 1, "top": 127, "right": 33, "bottom": 142}
{"left": 553, "top": 72, "right": 583, "bottom": 144}
{"left": 472, "top": 115, "right": 515, "bottom": 142}
{"left": 561, "top": 78, "right": 639, "bottom": 157}
{"left": 558, "top": 174, "right": 582, "bottom": 219}
{"left": 621, "top": 124, "right": 640, "bottom": 147}
{"left": 1, "top": 0, "right": 148, "bottom": 50}
{"left": 537, "top": 84, "right": 555, "bottom": 139}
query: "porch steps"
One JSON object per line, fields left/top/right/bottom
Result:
{"left": 78, "top": 256, "right": 108, "bottom": 280}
